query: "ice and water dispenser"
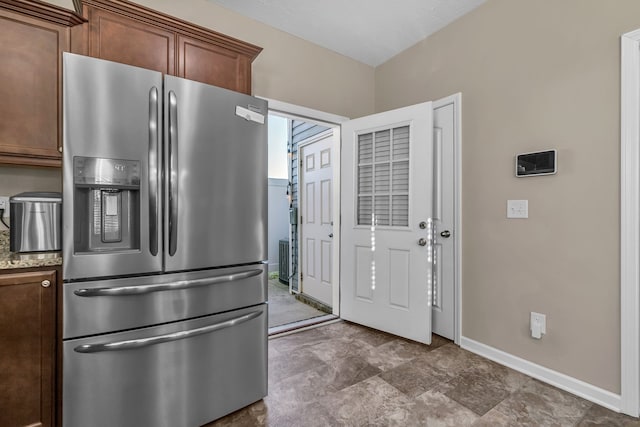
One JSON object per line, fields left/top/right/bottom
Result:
{"left": 72, "top": 157, "right": 141, "bottom": 252}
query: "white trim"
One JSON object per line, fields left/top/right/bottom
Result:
{"left": 269, "top": 316, "right": 341, "bottom": 338}
{"left": 621, "top": 29, "right": 640, "bottom": 417}
{"left": 260, "top": 97, "right": 349, "bottom": 125}
{"left": 297, "top": 129, "right": 334, "bottom": 148}
{"left": 461, "top": 337, "right": 622, "bottom": 412}
{"left": 433, "top": 93, "right": 462, "bottom": 345}
{"left": 265, "top": 99, "right": 347, "bottom": 317}
{"left": 331, "top": 128, "right": 341, "bottom": 315}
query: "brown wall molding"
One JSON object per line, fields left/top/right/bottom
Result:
{"left": 76, "top": 0, "right": 262, "bottom": 61}
{"left": 0, "top": 0, "right": 85, "bottom": 26}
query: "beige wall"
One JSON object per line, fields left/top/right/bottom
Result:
{"left": 376, "top": 0, "right": 640, "bottom": 393}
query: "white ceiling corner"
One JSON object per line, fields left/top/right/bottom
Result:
{"left": 209, "top": 0, "right": 486, "bottom": 67}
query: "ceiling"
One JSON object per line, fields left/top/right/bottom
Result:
{"left": 209, "top": 0, "right": 486, "bottom": 67}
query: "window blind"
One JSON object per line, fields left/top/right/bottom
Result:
{"left": 357, "top": 125, "right": 410, "bottom": 226}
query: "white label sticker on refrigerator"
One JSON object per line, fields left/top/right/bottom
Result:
{"left": 235, "top": 106, "right": 265, "bottom": 124}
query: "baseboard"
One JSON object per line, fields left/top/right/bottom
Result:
{"left": 460, "top": 337, "right": 622, "bottom": 412}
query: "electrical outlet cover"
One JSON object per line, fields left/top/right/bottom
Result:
{"left": 530, "top": 311, "right": 546, "bottom": 339}
{"left": 0, "top": 196, "right": 9, "bottom": 215}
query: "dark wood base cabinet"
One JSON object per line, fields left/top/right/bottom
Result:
{"left": 0, "top": 269, "right": 57, "bottom": 427}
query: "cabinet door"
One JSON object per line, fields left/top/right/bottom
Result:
{"left": 178, "top": 34, "right": 252, "bottom": 94}
{"left": 0, "top": 270, "right": 56, "bottom": 427}
{"left": 0, "top": 11, "right": 67, "bottom": 166}
{"left": 87, "top": 7, "right": 175, "bottom": 75}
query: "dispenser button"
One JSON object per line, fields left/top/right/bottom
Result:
{"left": 105, "top": 194, "right": 119, "bottom": 216}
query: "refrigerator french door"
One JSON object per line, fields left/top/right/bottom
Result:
{"left": 63, "top": 53, "right": 164, "bottom": 280}
{"left": 62, "top": 53, "right": 268, "bottom": 427}
{"left": 163, "top": 75, "right": 267, "bottom": 272}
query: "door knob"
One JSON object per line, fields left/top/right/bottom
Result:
{"left": 329, "top": 233, "right": 333, "bottom": 238}
{"left": 440, "top": 230, "right": 451, "bottom": 238}
{"left": 418, "top": 238, "right": 427, "bottom": 246}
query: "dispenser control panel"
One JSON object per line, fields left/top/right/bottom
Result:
{"left": 74, "top": 157, "right": 140, "bottom": 187}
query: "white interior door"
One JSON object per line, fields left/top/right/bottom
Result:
{"left": 300, "top": 133, "right": 334, "bottom": 306}
{"left": 340, "top": 102, "right": 434, "bottom": 344}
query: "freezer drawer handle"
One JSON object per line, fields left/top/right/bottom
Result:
{"left": 73, "top": 268, "right": 263, "bottom": 297}
{"left": 73, "top": 309, "right": 263, "bottom": 353}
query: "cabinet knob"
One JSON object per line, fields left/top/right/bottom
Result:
{"left": 41, "top": 280, "right": 51, "bottom": 288}
{"left": 58, "top": 146, "right": 63, "bottom": 153}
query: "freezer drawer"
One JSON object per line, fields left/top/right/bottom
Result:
{"left": 64, "top": 264, "right": 267, "bottom": 339}
{"left": 63, "top": 304, "right": 267, "bottom": 427}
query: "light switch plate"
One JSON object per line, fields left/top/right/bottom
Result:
{"left": 507, "top": 200, "right": 528, "bottom": 218}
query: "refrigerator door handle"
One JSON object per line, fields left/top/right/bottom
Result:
{"left": 148, "top": 87, "right": 160, "bottom": 256}
{"left": 73, "top": 268, "right": 263, "bottom": 297}
{"left": 73, "top": 309, "right": 263, "bottom": 353}
{"left": 168, "top": 90, "right": 179, "bottom": 256}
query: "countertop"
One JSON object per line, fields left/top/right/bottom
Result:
{"left": 0, "top": 231, "right": 62, "bottom": 270}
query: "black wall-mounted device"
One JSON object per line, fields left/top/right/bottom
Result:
{"left": 516, "top": 149, "right": 557, "bottom": 177}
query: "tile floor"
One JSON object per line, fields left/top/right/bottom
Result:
{"left": 267, "top": 279, "right": 326, "bottom": 328}
{"left": 211, "top": 320, "right": 639, "bottom": 426}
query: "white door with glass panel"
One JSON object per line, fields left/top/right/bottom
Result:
{"left": 300, "top": 133, "right": 334, "bottom": 306}
{"left": 341, "top": 102, "right": 434, "bottom": 344}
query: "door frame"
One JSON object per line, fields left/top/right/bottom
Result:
{"left": 262, "top": 95, "right": 462, "bottom": 341}
{"left": 433, "top": 93, "right": 462, "bottom": 344}
{"left": 620, "top": 28, "right": 640, "bottom": 417}
{"left": 263, "top": 98, "right": 347, "bottom": 315}
{"left": 297, "top": 129, "right": 338, "bottom": 310}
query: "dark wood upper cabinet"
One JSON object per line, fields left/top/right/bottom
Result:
{"left": 76, "top": 0, "right": 262, "bottom": 94}
{"left": 178, "top": 34, "right": 252, "bottom": 92}
{"left": 86, "top": 6, "right": 175, "bottom": 75}
{"left": 0, "top": 0, "right": 84, "bottom": 167}
{"left": 0, "top": 269, "right": 57, "bottom": 427}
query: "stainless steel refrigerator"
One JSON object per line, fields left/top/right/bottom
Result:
{"left": 61, "top": 53, "right": 268, "bottom": 427}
